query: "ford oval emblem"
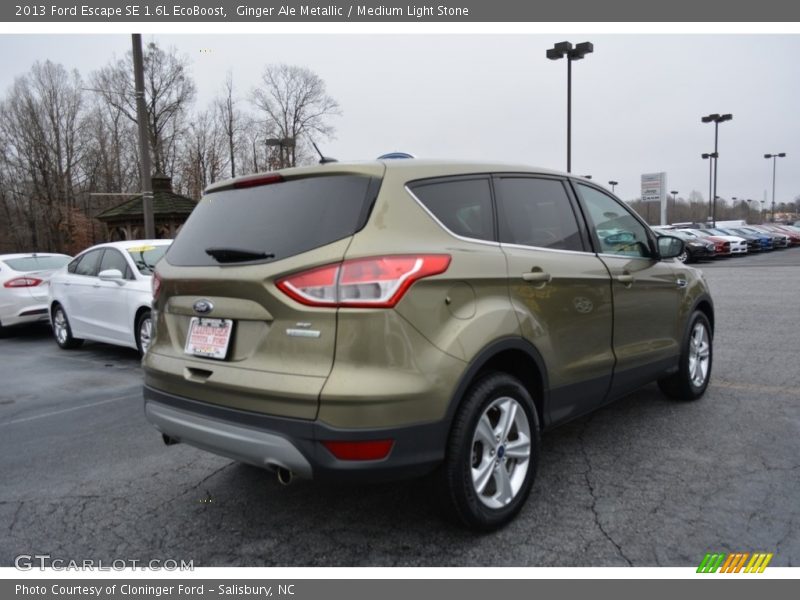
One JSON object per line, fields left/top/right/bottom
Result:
{"left": 193, "top": 299, "right": 213, "bottom": 315}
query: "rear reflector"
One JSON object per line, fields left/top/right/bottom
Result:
{"left": 322, "top": 440, "right": 394, "bottom": 461}
{"left": 4, "top": 277, "right": 43, "bottom": 288}
{"left": 276, "top": 254, "right": 451, "bottom": 308}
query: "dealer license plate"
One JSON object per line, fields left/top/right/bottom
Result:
{"left": 184, "top": 317, "right": 233, "bottom": 360}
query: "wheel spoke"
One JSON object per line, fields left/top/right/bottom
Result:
{"left": 472, "top": 459, "right": 494, "bottom": 494}
{"left": 496, "top": 399, "right": 517, "bottom": 441}
{"left": 495, "top": 464, "right": 514, "bottom": 505}
{"left": 474, "top": 414, "right": 495, "bottom": 448}
{"left": 504, "top": 435, "right": 530, "bottom": 460}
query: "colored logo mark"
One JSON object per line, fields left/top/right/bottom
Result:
{"left": 697, "top": 552, "right": 773, "bottom": 573}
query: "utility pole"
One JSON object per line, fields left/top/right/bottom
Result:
{"left": 132, "top": 34, "right": 155, "bottom": 239}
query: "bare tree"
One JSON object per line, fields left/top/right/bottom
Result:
{"left": 215, "top": 71, "right": 243, "bottom": 179}
{"left": 251, "top": 64, "right": 340, "bottom": 169}
{"left": 0, "top": 61, "right": 88, "bottom": 252}
{"left": 91, "top": 41, "right": 196, "bottom": 174}
{"left": 178, "top": 107, "right": 227, "bottom": 199}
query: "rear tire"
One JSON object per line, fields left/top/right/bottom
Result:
{"left": 658, "top": 311, "right": 712, "bottom": 401}
{"left": 439, "top": 373, "right": 540, "bottom": 531}
{"left": 135, "top": 310, "right": 152, "bottom": 357}
{"left": 52, "top": 305, "right": 83, "bottom": 349}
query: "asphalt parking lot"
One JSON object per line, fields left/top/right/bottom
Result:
{"left": 1, "top": 250, "right": 799, "bottom": 567}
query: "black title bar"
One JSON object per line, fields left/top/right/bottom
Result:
{"left": 6, "top": 0, "right": 800, "bottom": 22}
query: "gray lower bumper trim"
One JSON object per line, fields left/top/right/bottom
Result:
{"left": 145, "top": 399, "right": 313, "bottom": 478}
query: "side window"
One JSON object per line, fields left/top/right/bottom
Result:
{"left": 575, "top": 184, "right": 653, "bottom": 258}
{"left": 67, "top": 258, "right": 80, "bottom": 274}
{"left": 98, "top": 248, "right": 132, "bottom": 279}
{"left": 409, "top": 177, "right": 495, "bottom": 241}
{"left": 496, "top": 177, "right": 585, "bottom": 251}
{"left": 73, "top": 249, "right": 104, "bottom": 277}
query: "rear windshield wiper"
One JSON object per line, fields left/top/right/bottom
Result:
{"left": 204, "top": 247, "right": 276, "bottom": 263}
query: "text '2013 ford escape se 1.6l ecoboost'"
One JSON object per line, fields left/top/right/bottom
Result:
{"left": 143, "top": 159, "right": 714, "bottom": 530}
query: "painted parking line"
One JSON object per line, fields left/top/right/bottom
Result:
{"left": 0, "top": 393, "right": 140, "bottom": 427}
{"left": 713, "top": 380, "right": 800, "bottom": 397}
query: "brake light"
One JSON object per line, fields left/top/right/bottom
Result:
{"left": 233, "top": 173, "right": 284, "bottom": 189}
{"left": 322, "top": 439, "right": 394, "bottom": 461}
{"left": 152, "top": 271, "right": 162, "bottom": 300}
{"left": 276, "top": 255, "right": 451, "bottom": 308}
{"left": 4, "top": 277, "right": 43, "bottom": 288}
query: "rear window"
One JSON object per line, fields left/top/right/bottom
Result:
{"left": 3, "top": 255, "right": 70, "bottom": 272}
{"left": 166, "top": 175, "right": 378, "bottom": 266}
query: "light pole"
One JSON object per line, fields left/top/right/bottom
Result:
{"left": 764, "top": 153, "right": 786, "bottom": 222}
{"left": 760, "top": 200, "right": 766, "bottom": 224}
{"left": 547, "top": 41, "right": 594, "bottom": 173}
{"left": 701, "top": 152, "right": 718, "bottom": 222}
{"left": 669, "top": 190, "right": 679, "bottom": 224}
{"left": 701, "top": 113, "right": 733, "bottom": 227}
{"left": 608, "top": 180, "right": 618, "bottom": 193}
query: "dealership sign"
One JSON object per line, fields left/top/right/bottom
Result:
{"left": 641, "top": 172, "right": 666, "bottom": 203}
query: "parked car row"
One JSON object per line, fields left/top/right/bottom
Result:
{"left": 652, "top": 223, "right": 800, "bottom": 263}
{"left": 0, "top": 240, "right": 172, "bottom": 356}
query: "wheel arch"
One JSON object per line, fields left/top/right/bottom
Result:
{"left": 444, "top": 337, "right": 550, "bottom": 434}
{"left": 692, "top": 294, "right": 715, "bottom": 334}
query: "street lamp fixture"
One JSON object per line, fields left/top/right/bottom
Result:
{"left": 582, "top": 175, "right": 592, "bottom": 179}
{"left": 547, "top": 41, "right": 594, "bottom": 173}
{"left": 764, "top": 152, "right": 786, "bottom": 222}
{"left": 608, "top": 180, "right": 618, "bottom": 193}
{"left": 701, "top": 113, "right": 733, "bottom": 227}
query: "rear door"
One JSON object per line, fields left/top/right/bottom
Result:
{"left": 495, "top": 175, "right": 614, "bottom": 423}
{"left": 146, "top": 167, "right": 384, "bottom": 420}
{"left": 572, "top": 182, "right": 683, "bottom": 398}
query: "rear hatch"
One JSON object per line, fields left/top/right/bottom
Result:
{"left": 145, "top": 165, "right": 385, "bottom": 419}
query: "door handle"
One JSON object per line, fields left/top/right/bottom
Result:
{"left": 616, "top": 273, "right": 635, "bottom": 285}
{"left": 522, "top": 271, "right": 552, "bottom": 284}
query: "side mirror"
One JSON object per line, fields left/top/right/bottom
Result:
{"left": 98, "top": 268, "right": 125, "bottom": 284}
{"left": 658, "top": 236, "right": 685, "bottom": 260}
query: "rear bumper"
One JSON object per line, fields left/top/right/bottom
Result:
{"left": 143, "top": 385, "right": 448, "bottom": 482}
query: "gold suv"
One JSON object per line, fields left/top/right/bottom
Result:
{"left": 143, "top": 160, "right": 714, "bottom": 530}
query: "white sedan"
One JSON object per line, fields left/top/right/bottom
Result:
{"left": 0, "top": 253, "right": 72, "bottom": 335}
{"left": 48, "top": 240, "right": 171, "bottom": 355}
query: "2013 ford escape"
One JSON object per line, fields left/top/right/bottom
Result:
{"left": 143, "top": 159, "right": 714, "bottom": 530}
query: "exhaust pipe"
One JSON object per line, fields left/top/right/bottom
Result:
{"left": 276, "top": 467, "right": 293, "bottom": 486}
{"left": 162, "top": 433, "right": 179, "bottom": 446}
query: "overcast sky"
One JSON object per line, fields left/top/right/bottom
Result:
{"left": 1, "top": 33, "right": 799, "bottom": 206}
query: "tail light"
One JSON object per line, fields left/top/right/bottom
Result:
{"left": 4, "top": 277, "right": 43, "bottom": 288}
{"left": 322, "top": 439, "right": 394, "bottom": 461}
{"left": 276, "top": 255, "right": 451, "bottom": 308}
{"left": 152, "top": 272, "right": 163, "bottom": 301}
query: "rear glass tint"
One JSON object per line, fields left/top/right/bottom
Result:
{"left": 409, "top": 178, "right": 494, "bottom": 241}
{"left": 166, "top": 175, "right": 377, "bottom": 266}
{"left": 4, "top": 255, "right": 70, "bottom": 272}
